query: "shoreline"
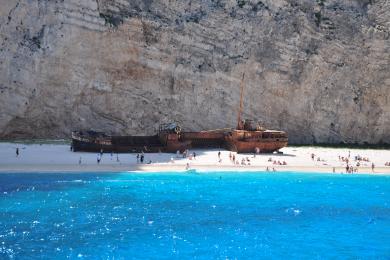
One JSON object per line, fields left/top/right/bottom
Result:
{"left": 0, "top": 164, "right": 389, "bottom": 175}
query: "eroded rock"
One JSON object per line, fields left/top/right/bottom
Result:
{"left": 0, "top": 0, "right": 389, "bottom": 144}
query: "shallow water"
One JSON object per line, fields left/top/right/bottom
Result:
{"left": 0, "top": 171, "right": 389, "bottom": 259}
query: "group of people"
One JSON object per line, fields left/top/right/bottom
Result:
{"left": 136, "top": 153, "right": 145, "bottom": 163}
{"left": 268, "top": 157, "right": 287, "bottom": 165}
{"left": 240, "top": 157, "right": 252, "bottom": 166}
{"left": 339, "top": 156, "right": 350, "bottom": 164}
{"left": 228, "top": 152, "right": 236, "bottom": 164}
{"left": 311, "top": 153, "right": 326, "bottom": 163}
{"left": 345, "top": 165, "right": 358, "bottom": 173}
{"left": 339, "top": 154, "right": 370, "bottom": 164}
{"left": 226, "top": 152, "right": 289, "bottom": 166}
{"left": 177, "top": 149, "right": 196, "bottom": 160}
{"left": 339, "top": 151, "right": 376, "bottom": 173}
{"left": 354, "top": 155, "right": 370, "bottom": 162}
{"left": 96, "top": 149, "right": 120, "bottom": 164}
{"left": 96, "top": 151, "right": 154, "bottom": 164}
{"left": 71, "top": 145, "right": 387, "bottom": 172}
{"left": 170, "top": 150, "right": 196, "bottom": 164}
{"left": 227, "top": 152, "right": 252, "bottom": 165}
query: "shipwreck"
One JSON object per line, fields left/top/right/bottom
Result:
{"left": 72, "top": 73, "right": 288, "bottom": 153}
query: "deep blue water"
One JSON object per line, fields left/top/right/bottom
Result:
{"left": 0, "top": 171, "right": 389, "bottom": 259}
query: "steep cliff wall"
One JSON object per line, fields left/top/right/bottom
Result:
{"left": 0, "top": 0, "right": 389, "bottom": 144}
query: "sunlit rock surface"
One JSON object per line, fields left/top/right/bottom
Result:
{"left": 0, "top": 0, "right": 389, "bottom": 144}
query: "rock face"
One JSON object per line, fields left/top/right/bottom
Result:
{"left": 0, "top": 0, "right": 389, "bottom": 144}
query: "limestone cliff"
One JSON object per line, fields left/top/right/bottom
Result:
{"left": 0, "top": 0, "right": 389, "bottom": 144}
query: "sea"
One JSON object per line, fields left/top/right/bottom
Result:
{"left": 0, "top": 171, "right": 389, "bottom": 259}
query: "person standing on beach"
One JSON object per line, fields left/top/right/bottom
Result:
{"left": 218, "top": 151, "right": 221, "bottom": 159}
{"left": 97, "top": 154, "right": 101, "bottom": 164}
{"left": 136, "top": 154, "right": 140, "bottom": 163}
{"left": 140, "top": 154, "right": 144, "bottom": 163}
{"left": 16, "top": 147, "right": 19, "bottom": 157}
{"left": 371, "top": 163, "right": 375, "bottom": 172}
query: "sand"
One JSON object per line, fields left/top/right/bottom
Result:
{"left": 0, "top": 142, "right": 390, "bottom": 175}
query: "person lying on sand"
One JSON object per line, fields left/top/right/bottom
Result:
{"left": 241, "top": 158, "right": 246, "bottom": 165}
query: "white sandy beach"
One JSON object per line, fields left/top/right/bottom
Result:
{"left": 0, "top": 142, "right": 389, "bottom": 174}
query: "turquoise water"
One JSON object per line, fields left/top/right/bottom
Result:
{"left": 0, "top": 171, "right": 389, "bottom": 259}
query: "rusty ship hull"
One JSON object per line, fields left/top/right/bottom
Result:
{"left": 72, "top": 128, "right": 288, "bottom": 154}
{"left": 72, "top": 131, "right": 191, "bottom": 153}
{"left": 224, "top": 130, "right": 288, "bottom": 153}
{"left": 180, "top": 131, "right": 226, "bottom": 148}
{"left": 180, "top": 129, "right": 288, "bottom": 153}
